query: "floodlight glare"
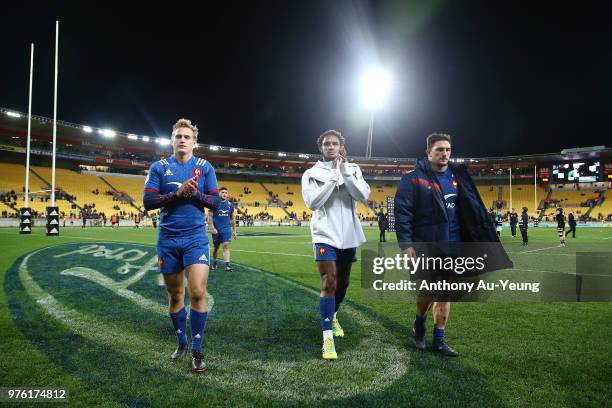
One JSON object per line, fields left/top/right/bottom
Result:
{"left": 141, "top": 136, "right": 150, "bottom": 142}
{"left": 82, "top": 126, "right": 93, "bottom": 133}
{"left": 229, "top": 148, "right": 238, "bottom": 153}
{"left": 102, "top": 129, "right": 116, "bottom": 138}
{"left": 360, "top": 69, "right": 391, "bottom": 109}
{"left": 6, "top": 111, "right": 22, "bottom": 118}
{"left": 209, "top": 146, "right": 219, "bottom": 151}
{"left": 127, "top": 134, "right": 138, "bottom": 140}
{"left": 158, "top": 138, "right": 171, "bottom": 146}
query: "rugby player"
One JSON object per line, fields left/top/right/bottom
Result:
{"left": 302, "top": 130, "right": 370, "bottom": 360}
{"left": 556, "top": 207, "right": 566, "bottom": 247}
{"left": 143, "top": 118, "right": 220, "bottom": 373}
{"left": 207, "top": 187, "right": 237, "bottom": 271}
{"left": 395, "top": 133, "right": 511, "bottom": 356}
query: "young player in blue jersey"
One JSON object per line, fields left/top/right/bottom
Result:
{"left": 143, "top": 118, "right": 220, "bottom": 373}
{"left": 207, "top": 187, "right": 237, "bottom": 271}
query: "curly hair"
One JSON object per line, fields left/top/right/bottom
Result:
{"left": 316, "top": 129, "right": 345, "bottom": 148}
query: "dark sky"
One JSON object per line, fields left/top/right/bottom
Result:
{"left": 2, "top": 1, "right": 611, "bottom": 158}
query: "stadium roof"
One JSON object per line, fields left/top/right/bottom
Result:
{"left": 1, "top": 107, "right": 610, "bottom": 166}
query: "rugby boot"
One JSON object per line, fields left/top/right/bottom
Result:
{"left": 191, "top": 351, "right": 208, "bottom": 373}
{"left": 170, "top": 343, "right": 189, "bottom": 361}
{"left": 432, "top": 340, "right": 459, "bottom": 357}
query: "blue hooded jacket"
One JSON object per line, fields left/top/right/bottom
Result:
{"left": 394, "top": 158, "right": 513, "bottom": 272}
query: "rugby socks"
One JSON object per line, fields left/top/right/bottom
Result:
{"left": 320, "top": 296, "right": 335, "bottom": 332}
{"left": 414, "top": 314, "right": 426, "bottom": 336}
{"left": 170, "top": 307, "right": 188, "bottom": 345}
{"left": 433, "top": 327, "right": 445, "bottom": 345}
{"left": 190, "top": 309, "right": 208, "bottom": 352}
{"left": 334, "top": 288, "right": 346, "bottom": 312}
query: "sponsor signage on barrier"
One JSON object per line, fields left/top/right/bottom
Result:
{"left": 46, "top": 206, "right": 59, "bottom": 236}
{"left": 19, "top": 207, "right": 32, "bottom": 234}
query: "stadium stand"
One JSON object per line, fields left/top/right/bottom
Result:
{"left": 217, "top": 180, "right": 287, "bottom": 221}
{"left": 500, "top": 184, "right": 548, "bottom": 217}
{"left": 0, "top": 108, "right": 609, "bottom": 224}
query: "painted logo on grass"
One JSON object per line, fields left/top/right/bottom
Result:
{"left": 5, "top": 242, "right": 411, "bottom": 404}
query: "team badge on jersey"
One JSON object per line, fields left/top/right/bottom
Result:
{"left": 194, "top": 167, "right": 202, "bottom": 177}
{"left": 452, "top": 180, "right": 458, "bottom": 189}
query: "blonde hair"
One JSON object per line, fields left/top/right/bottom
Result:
{"left": 172, "top": 118, "right": 199, "bottom": 140}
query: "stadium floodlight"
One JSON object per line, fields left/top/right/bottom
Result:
{"left": 127, "top": 134, "right": 138, "bottom": 140}
{"left": 278, "top": 152, "right": 287, "bottom": 157}
{"left": 299, "top": 154, "right": 309, "bottom": 159}
{"left": 158, "top": 138, "right": 171, "bottom": 146}
{"left": 102, "top": 129, "right": 116, "bottom": 138}
{"left": 360, "top": 69, "right": 391, "bottom": 110}
{"left": 82, "top": 126, "right": 92, "bottom": 133}
{"left": 6, "top": 111, "right": 22, "bottom": 118}
{"left": 141, "top": 136, "right": 150, "bottom": 142}
{"left": 209, "top": 146, "right": 219, "bottom": 151}
{"left": 360, "top": 68, "right": 391, "bottom": 158}
{"left": 229, "top": 148, "right": 238, "bottom": 153}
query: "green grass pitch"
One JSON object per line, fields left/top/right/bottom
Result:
{"left": 1, "top": 226, "right": 611, "bottom": 407}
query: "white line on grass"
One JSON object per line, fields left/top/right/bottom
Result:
{"left": 519, "top": 245, "right": 562, "bottom": 254}
{"left": 233, "top": 249, "right": 312, "bottom": 257}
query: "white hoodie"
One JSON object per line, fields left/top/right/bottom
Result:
{"left": 301, "top": 160, "right": 371, "bottom": 249}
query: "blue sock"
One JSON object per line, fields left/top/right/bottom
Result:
{"left": 319, "top": 296, "right": 335, "bottom": 331}
{"left": 334, "top": 289, "right": 346, "bottom": 313}
{"left": 433, "top": 327, "right": 445, "bottom": 344}
{"left": 190, "top": 309, "right": 208, "bottom": 352}
{"left": 169, "top": 307, "right": 188, "bottom": 345}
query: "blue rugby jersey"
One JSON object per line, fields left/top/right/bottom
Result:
{"left": 435, "top": 168, "right": 461, "bottom": 242}
{"left": 144, "top": 155, "right": 219, "bottom": 237}
{"left": 212, "top": 200, "right": 234, "bottom": 231}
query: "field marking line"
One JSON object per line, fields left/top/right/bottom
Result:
{"left": 519, "top": 245, "right": 563, "bottom": 254}
{"left": 233, "top": 249, "right": 312, "bottom": 257}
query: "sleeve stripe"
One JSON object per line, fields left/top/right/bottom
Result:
{"left": 208, "top": 188, "right": 219, "bottom": 194}
{"left": 144, "top": 188, "right": 160, "bottom": 193}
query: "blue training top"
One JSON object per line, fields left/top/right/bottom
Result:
{"left": 144, "top": 155, "right": 218, "bottom": 238}
{"left": 435, "top": 168, "right": 461, "bottom": 242}
{"left": 212, "top": 200, "right": 234, "bottom": 231}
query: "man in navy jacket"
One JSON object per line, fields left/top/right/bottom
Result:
{"left": 394, "top": 133, "right": 512, "bottom": 356}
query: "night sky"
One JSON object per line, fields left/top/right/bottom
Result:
{"left": 2, "top": 1, "right": 611, "bottom": 158}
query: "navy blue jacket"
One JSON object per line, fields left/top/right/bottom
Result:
{"left": 394, "top": 158, "right": 513, "bottom": 272}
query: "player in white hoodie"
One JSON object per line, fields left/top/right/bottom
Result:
{"left": 301, "top": 130, "right": 370, "bottom": 360}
